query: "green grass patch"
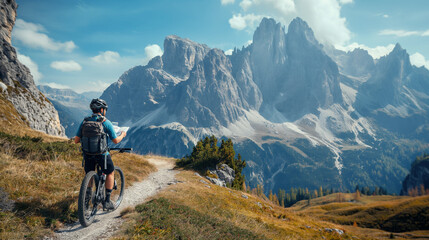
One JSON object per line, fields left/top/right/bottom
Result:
{"left": 0, "top": 131, "right": 80, "bottom": 161}
{"left": 126, "top": 197, "right": 267, "bottom": 240}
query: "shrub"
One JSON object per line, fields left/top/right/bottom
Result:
{"left": 177, "top": 136, "right": 246, "bottom": 190}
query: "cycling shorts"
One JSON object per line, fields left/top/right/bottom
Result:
{"left": 83, "top": 153, "right": 114, "bottom": 174}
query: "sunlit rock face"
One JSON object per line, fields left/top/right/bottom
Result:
{"left": 0, "top": 0, "right": 64, "bottom": 136}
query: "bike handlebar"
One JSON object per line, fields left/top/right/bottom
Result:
{"left": 109, "top": 147, "right": 133, "bottom": 153}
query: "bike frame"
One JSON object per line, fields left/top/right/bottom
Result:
{"left": 82, "top": 147, "right": 132, "bottom": 217}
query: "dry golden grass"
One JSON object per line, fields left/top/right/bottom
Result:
{"left": 116, "top": 170, "right": 429, "bottom": 239}
{"left": 0, "top": 93, "right": 28, "bottom": 128}
{"left": 122, "top": 170, "right": 358, "bottom": 240}
{"left": 109, "top": 151, "right": 156, "bottom": 187}
{"left": 291, "top": 192, "right": 429, "bottom": 238}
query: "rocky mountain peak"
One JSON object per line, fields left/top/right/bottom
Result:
{"left": 355, "top": 42, "right": 418, "bottom": 118}
{"left": 165, "top": 47, "right": 247, "bottom": 127}
{"left": 384, "top": 43, "right": 412, "bottom": 70}
{"left": 253, "top": 17, "right": 284, "bottom": 44}
{"left": 391, "top": 43, "right": 405, "bottom": 54}
{"left": 203, "top": 48, "right": 232, "bottom": 76}
{"left": 343, "top": 48, "right": 375, "bottom": 77}
{"left": 375, "top": 43, "right": 412, "bottom": 87}
{"left": 162, "top": 35, "right": 210, "bottom": 79}
{"left": 252, "top": 17, "right": 286, "bottom": 64}
{"left": 251, "top": 18, "right": 287, "bottom": 104}
{"left": 286, "top": 17, "right": 319, "bottom": 47}
{"left": 147, "top": 55, "right": 163, "bottom": 69}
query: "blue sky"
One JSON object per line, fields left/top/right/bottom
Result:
{"left": 12, "top": 0, "right": 429, "bottom": 93}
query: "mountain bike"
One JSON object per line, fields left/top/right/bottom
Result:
{"left": 77, "top": 147, "right": 132, "bottom": 227}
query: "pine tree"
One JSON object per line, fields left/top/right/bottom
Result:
{"left": 419, "top": 184, "right": 425, "bottom": 196}
{"left": 278, "top": 189, "right": 286, "bottom": 207}
{"left": 178, "top": 136, "right": 246, "bottom": 190}
{"left": 220, "top": 139, "right": 235, "bottom": 167}
{"left": 354, "top": 189, "right": 361, "bottom": 201}
{"left": 273, "top": 193, "right": 279, "bottom": 206}
{"left": 313, "top": 189, "right": 318, "bottom": 198}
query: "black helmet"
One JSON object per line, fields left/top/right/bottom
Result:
{"left": 90, "top": 98, "right": 108, "bottom": 112}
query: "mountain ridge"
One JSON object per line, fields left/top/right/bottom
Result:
{"left": 96, "top": 17, "right": 429, "bottom": 194}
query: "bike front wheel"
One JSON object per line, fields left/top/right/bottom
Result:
{"left": 78, "top": 171, "right": 100, "bottom": 227}
{"left": 110, "top": 166, "right": 125, "bottom": 209}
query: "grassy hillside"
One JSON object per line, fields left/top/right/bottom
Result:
{"left": 0, "top": 127, "right": 156, "bottom": 239}
{"left": 291, "top": 193, "right": 429, "bottom": 233}
{"left": 115, "top": 171, "right": 358, "bottom": 239}
{"left": 114, "top": 171, "right": 429, "bottom": 240}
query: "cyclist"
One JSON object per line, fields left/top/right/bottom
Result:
{"left": 74, "top": 98, "right": 126, "bottom": 210}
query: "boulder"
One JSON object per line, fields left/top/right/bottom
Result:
{"left": 205, "top": 176, "right": 226, "bottom": 187}
{"left": 216, "top": 164, "right": 235, "bottom": 186}
{"left": 205, "top": 164, "right": 236, "bottom": 187}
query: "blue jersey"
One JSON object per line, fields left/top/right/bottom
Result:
{"left": 76, "top": 114, "right": 118, "bottom": 155}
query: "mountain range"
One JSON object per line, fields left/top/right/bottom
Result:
{"left": 38, "top": 86, "right": 101, "bottom": 137}
{"left": 75, "top": 18, "right": 429, "bottom": 194}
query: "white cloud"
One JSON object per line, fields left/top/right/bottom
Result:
{"left": 379, "top": 29, "right": 421, "bottom": 37}
{"left": 225, "top": 49, "right": 233, "bottom": 55}
{"left": 221, "top": 0, "right": 235, "bottom": 5}
{"left": 240, "top": 0, "right": 295, "bottom": 17}
{"left": 50, "top": 60, "right": 82, "bottom": 72}
{"left": 294, "top": 0, "right": 351, "bottom": 46}
{"left": 228, "top": 0, "right": 351, "bottom": 46}
{"left": 410, "top": 52, "right": 429, "bottom": 69}
{"left": 91, "top": 51, "right": 120, "bottom": 64}
{"left": 143, "top": 44, "right": 163, "bottom": 64}
{"left": 229, "top": 13, "right": 264, "bottom": 30}
{"left": 16, "top": 53, "right": 42, "bottom": 84}
{"left": 383, "top": 14, "right": 389, "bottom": 18}
{"left": 13, "top": 19, "right": 76, "bottom": 52}
{"left": 43, "top": 82, "right": 71, "bottom": 89}
{"left": 338, "top": 0, "right": 353, "bottom": 4}
{"left": 336, "top": 42, "right": 395, "bottom": 59}
{"left": 88, "top": 81, "right": 111, "bottom": 92}
{"left": 380, "top": 29, "right": 429, "bottom": 37}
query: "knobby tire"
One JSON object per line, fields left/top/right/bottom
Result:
{"left": 78, "top": 171, "right": 98, "bottom": 227}
{"left": 111, "top": 166, "right": 125, "bottom": 209}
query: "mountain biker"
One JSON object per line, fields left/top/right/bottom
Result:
{"left": 74, "top": 98, "right": 126, "bottom": 210}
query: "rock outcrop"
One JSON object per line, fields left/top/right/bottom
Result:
{"left": 400, "top": 155, "right": 429, "bottom": 195}
{"left": 166, "top": 48, "right": 251, "bottom": 127}
{"left": 206, "top": 164, "right": 235, "bottom": 187}
{"left": 0, "top": 0, "right": 64, "bottom": 136}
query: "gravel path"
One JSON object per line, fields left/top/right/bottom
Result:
{"left": 55, "top": 157, "right": 177, "bottom": 240}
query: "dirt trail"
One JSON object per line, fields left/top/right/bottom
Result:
{"left": 55, "top": 157, "right": 178, "bottom": 240}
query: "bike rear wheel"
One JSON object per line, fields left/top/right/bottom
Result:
{"left": 78, "top": 171, "right": 101, "bottom": 227}
{"left": 110, "top": 166, "right": 125, "bottom": 209}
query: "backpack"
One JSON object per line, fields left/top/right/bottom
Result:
{"left": 80, "top": 116, "right": 108, "bottom": 155}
